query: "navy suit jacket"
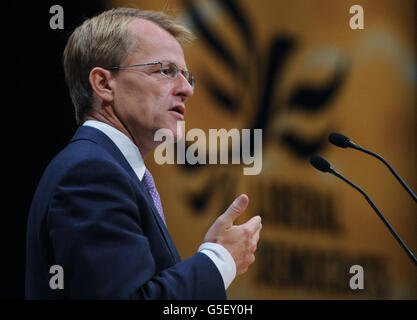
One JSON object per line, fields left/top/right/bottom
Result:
{"left": 25, "top": 126, "right": 226, "bottom": 299}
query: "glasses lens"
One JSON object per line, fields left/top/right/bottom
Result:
{"left": 161, "top": 63, "right": 178, "bottom": 78}
{"left": 182, "top": 70, "right": 195, "bottom": 89}
{"left": 160, "top": 62, "right": 195, "bottom": 88}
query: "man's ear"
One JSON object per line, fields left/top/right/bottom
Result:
{"left": 89, "top": 67, "right": 114, "bottom": 104}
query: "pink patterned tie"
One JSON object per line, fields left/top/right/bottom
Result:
{"left": 142, "top": 168, "right": 166, "bottom": 226}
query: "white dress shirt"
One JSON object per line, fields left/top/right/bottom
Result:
{"left": 83, "top": 120, "right": 236, "bottom": 289}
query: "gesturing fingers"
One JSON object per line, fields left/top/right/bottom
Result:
{"left": 241, "top": 215, "right": 262, "bottom": 237}
{"left": 252, "top": 223, "right": 261, "bottom": 244}
{"left": 220, "top": 194, "right": 249, "bottom": 229}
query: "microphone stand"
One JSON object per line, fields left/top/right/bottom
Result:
{"left": 348, "top": 141, "right": 417, "bottom": 203}
{"left": 330, "top": 167, "right": 417, "bottom": 266}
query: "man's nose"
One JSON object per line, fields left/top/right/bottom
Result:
{"left": 174, "top": 73, "right": 194, "bottom": 100}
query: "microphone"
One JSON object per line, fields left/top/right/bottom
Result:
{"left": 329, "top": 132, "right": 417, "bottom": 202}
{"left": 310, "top": 155, "right": 417, "bottom": 267}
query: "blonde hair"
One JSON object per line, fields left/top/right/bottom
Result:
{"left": 63, "top": 7, "right": 194, "bottom": 125}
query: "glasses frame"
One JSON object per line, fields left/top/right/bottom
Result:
{"left": 103, "top": 61, "right": 195, "bottom": 89}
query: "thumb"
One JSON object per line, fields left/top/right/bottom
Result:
{"left": 221, "top": 194, "right": 249, "bottom": 227}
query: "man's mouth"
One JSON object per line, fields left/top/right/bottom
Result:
{"left": 169, "top": 105, "right": 185, "bottom": 117}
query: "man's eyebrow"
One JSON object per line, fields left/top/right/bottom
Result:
{"left": 159, "top": 60, "right": 188, "bottom": 70}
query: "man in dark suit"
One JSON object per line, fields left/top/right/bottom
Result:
{"left": 25, "top": 7, "right": 262, "bottom": 299}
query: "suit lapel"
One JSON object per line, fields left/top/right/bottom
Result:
{"left": 69, "top": 126, "right": 182, "bottom": 263}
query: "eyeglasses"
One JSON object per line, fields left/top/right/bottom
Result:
{"left": 103, "top": 61, "right": 195, "bottom": 89}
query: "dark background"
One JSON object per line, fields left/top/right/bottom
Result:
{"left": 4, "top": 1, "right": 105, "bottom": 299}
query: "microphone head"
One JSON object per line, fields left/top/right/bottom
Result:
{"left": 310, "top": 155, "right": 331, "bottom": 173}
{"left": 329, "top": 132, "right": 351, "bottom": 148}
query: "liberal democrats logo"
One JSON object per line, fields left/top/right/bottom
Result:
{"left": 177, "top": 0, "right": 349, "bottom": 212}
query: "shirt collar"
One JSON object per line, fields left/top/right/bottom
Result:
{"left": 83, "top": 120, "right": 146, "bottom": 181}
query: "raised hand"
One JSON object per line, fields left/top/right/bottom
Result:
{"left": 204, "top": 194, "right": 262, "bottom": 276}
